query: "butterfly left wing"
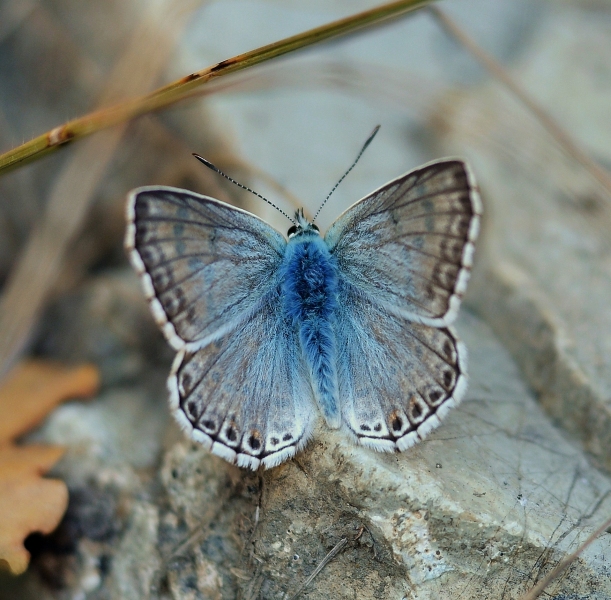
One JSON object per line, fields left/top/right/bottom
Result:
{"left": 169, "top": 286, "right": 318, "bottom": 470}
{"left": 334, "top": 282, "right": 467, "bottom": 451}
{"left": 325, "top": 159, "right": 481, "bottom": 327}
{"left": 125, "top": 186, "right": 286, "bottom": 350}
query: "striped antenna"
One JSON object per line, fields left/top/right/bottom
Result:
{"left": 193, "top": 154, "right": 294, "bottom": 223}
{"left": 312, "top": 125, "right": 380, "bottom": 223}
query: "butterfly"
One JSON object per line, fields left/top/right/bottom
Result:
{"left": 125, "top": 150, "right": 481, "bottom": 470}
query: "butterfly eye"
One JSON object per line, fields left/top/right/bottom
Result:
{"left": 311, "top": 224, "right": 320, "bottom": 232}
{"left": 287, "top": 225, "right": 298, "bottom": 237}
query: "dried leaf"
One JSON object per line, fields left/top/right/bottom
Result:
{"left": 0, "top": 361, "right": 98, "bottom": 443}
{"left": 0, "top": 360, "right": 99, "bottom": 575}
{"left": 0, "top": 445, "right": 68, "bottom": 575}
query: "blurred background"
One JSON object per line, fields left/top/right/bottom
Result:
{"left": 1, "top": 0, "right": 611, "bottom": 598}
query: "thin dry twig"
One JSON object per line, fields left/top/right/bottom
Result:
{"left": 242, "top": 562, "right": 264, "bottom": 600}
{"left": 287, "top": 537, "right": 348, "bottom": 600}
{"left": 0, "top": 0, "right": 433, "bottom": 175}
{"left": 519, "top": 514, "right": 611, "bottom": 600}
{"left": 430, "top": 6, "right": 611, "bottom": 199}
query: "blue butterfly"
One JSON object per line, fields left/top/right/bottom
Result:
{"left": 125, "top": 144, "right": 481, "bottom": 470}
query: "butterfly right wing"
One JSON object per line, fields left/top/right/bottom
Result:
{"left": 125, "top": 186, "right": 287, "bottom": 350}
{"left": 325, "top": 159, "right": 481, "bottom": 327}
{"left": 325, "top": 160, "right": 479, "bottom": 451}
{"left": 334, "top": 281, "right": 467, "bottom": 452}
{"left": 169, "top": 286, "right": 317, "bottom": 470}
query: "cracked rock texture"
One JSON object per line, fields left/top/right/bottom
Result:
{"left": 6, "top": 302, "right": 611, "bottom": 599}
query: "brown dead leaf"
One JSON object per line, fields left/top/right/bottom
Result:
{"left": 0, "top": 361, "right": 99, "bottom": 443}
{"left": 0, "top": 360, "right": 99, "bottom": 575}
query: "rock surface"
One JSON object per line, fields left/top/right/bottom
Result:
{"left": 2, "top": 1, "right": 611, "bottom": 598}
{"left": 437, "top": 4, "right": 611, "bottom": 469}
{"left": 7, "top": 303, "right": 611, "bottom": 599}
{"left": 144, "top": 312, "right": 611, "bottom": 599}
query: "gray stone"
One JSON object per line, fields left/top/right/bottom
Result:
{"left": 145, "top": 313, "right": 611, "bottom": 599}
{"left": 436, "top": 5, "right": 611, "bottom": 469}
{"left": 107, "top": 502, "right": 161, "bottom": 600}
{"left": 29, "top": 268, "right": 611, "bottom": 598}
{"left": 34, "top": 385, "right": 168, "bottom": 478}
{"left": 36, "top": 269, "right": 172, "bottom": 387}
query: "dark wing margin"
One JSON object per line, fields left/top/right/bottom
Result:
{"left": 125, "top": 186, "right": 286, "bottom": 350}
{"left": 325, "top": 159, "right": 481, "bottom": 327}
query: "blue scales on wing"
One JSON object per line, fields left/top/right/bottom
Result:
{"left": 325, "top": 159, "right": 481, "bottom": 450}
{"left": 126, "top": 186, "right": 287, "bottom": 350}
{"left": 169, "top": 288, "right": 316, "bottom": 470}
{"left": 325, "top": 159, "right": 482, "bottom": 327}
{"left": 126, "top": 187, "right": 318, "bottom": 469}
{"left": 334, "top": 280, "right": 467, "bottom": 451}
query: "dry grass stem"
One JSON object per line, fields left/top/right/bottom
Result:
{"left": 0, "top": 0, "right": 433, "bottom": 176}
{"left": 0, "top": 0, "right": 197, "bottom": 377}
{"left": 287, "top": 537, "right": 348, "bottom": 600}
{"left": 430, "top": 6, "right": 611, "bottom": 199}
{"left": 519, "top": 514, "right": 611, "bottom": 600}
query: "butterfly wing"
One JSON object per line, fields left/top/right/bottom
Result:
{"left": 325, "top": 159, "right": 481, "bottom": 326}
{"left": 169, "top": 287, "right": 317, "bottom": 470}
{"left": 334, "top": 282, "right": 466, "bottom": 450}
{"left": 126, "top": 186, "right": 316, "bottom": 469}
{"left": 326, "top": 159, "right": 480, "bottom": 450}
{"left": 125, "top": 186, "right": 286, "bottom": 350}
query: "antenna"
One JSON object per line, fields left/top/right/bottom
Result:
{"left": 313, "top": 125, "right": 380, "bottom": 223}
{"left": 193, "top": 154, "right": 294, "bottom": 223}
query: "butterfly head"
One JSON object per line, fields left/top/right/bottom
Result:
{"left": 287, "top": 208, "right": 320, "bottom": 239}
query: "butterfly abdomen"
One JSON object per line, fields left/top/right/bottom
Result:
{"left": 280, "top": 232, "right": 340, "bottom": 428}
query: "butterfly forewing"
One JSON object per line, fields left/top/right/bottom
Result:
{"left": 169, "top": 288, "right": 317, "bottom": 470}
{"left": 125, "top": 186, "right": 286, "bottom": 349}
{"left": 325, "top": 160, "right": 481, "bottom": 326}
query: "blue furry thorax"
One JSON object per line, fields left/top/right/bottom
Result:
{"left": 280, "top": 229, "right": 338, "bottom": 323}
{"left": 280, "top": 211, "right": 338, "bottom": 324}
{"left": 279, "top": 209, "right": 340, "bottom": 425}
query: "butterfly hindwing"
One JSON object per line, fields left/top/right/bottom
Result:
{"left": 325, "top": 159, "right": 481, "bottom": 326}
{"left": 169, "top": 286, "right": 317, "bottom": 470}
{"left": 335, "top": 281, "right": 467, "bottom": 451}
{"left": 126, "top": 186, "right": 286, "bottom": 349}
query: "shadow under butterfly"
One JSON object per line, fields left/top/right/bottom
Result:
{"left": 125, "top": 126, "right": 482, "bottom": 470}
